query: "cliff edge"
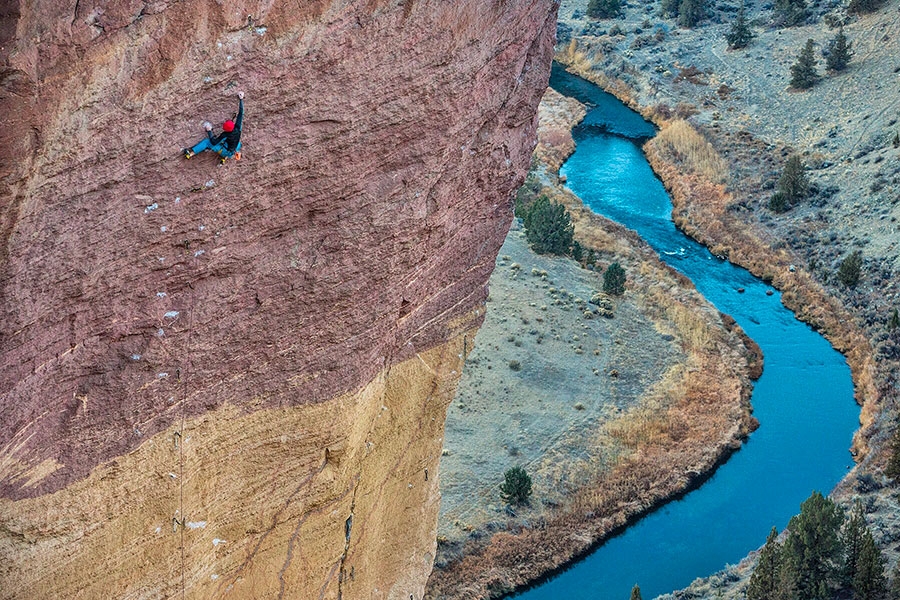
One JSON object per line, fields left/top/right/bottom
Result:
{"left": 0, "top": 0, "right": 558, "bottom": 597}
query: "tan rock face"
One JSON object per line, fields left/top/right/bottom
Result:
{"left": 0, "top": 0, "right": 557, "bottom": 596}
{"left": 1, "top": 336, "right": 473, "bottom": 599}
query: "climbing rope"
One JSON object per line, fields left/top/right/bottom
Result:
{"left": 179, "top": 253, "right": 199, "bottom": 599}
{"left": 167, "top": 221, "right": 201, "bottom": 599}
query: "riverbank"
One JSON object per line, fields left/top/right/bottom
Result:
{"left": 554, "top": 0, "right": 900, "bottom": 595}
{"left": 425, "top": 89, "right": 760, "bottom": 599}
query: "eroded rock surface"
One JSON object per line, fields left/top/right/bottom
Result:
{"left": 0, "top": 1, "right": 558, "bottom": 597}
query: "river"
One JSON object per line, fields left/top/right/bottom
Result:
{"left": 509, "top": 65, "right": 860, "bottom": 600}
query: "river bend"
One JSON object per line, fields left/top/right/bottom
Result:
{"left": 510, "top": 65, "right": 859, "bottom": 600}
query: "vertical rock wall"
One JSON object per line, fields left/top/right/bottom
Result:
{"left": 2, "top": 337, "right": 475, "bottom": 599}
{"left": 0, "top": 0, "right": 557, "bottom": 597}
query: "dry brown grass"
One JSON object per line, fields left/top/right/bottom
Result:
{"left": 666, "top": 302, "right": 714, "bottom": 351}
{"left": 606, "top": 367, "right": 686, "bottom": 449}
{"left": 556, "top": 38, "right": 598, "bottom": 74}
{"left": 653, "top": 119, "right": 729, "bottom": 185}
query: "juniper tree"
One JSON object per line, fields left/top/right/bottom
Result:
{"left": 825, "top": 27, "right": 853, "bottom": 72}
{"left": 890, "top": 308, "right": 900, "bottom": 331}
{"left": 749, "top": 528, "right": 783, "bottom": 600}
{"left": 603, "top": 262, "right": 626, "bottom": 295}
{"left": 779, "top": 155, "right": 809, "bottom": 200}
{"left": 775, "top": 0, "right": 808, "bottom": 26}
{"left": 630, "top": 584, "right": 643, "bottom": 600}
{"left": 571, "top": 240, "right": 584, "bottom": 262}
{"left": 587, "top": 0, "right": 622, "bottom": 19}
{"left": 843, "top": 502, "right": 867, "bottom": 586}
{"left": 500, "top": 466, "right": 533, "bottom": 505}
{"left": 781, "top": 491, "right": 844, "bottom": 600}
{"left": 837, "top": 251, "right": 863, "bottom": 287}
{"left": 523, "top": 196, "right": 575, "bottom": 256}
{"left": 727, "top": 2, "right": 755, "bottom": 49}
{"left": 854, "top": 529, "right": 887, "bottom": 600}
{"left": 677, "top": 0, "right": 707, "bottom": 27}
{"left": 790, "top": 39, "right": 820, "bottom": 90}
{"left": 770, "top": 154, "right": 809, "bottom": 212}
{"left": 660, "top": 0, "right": 707, "bottom": 26}
{"left": 769, "top": 191, "right": 790, "bottom": 213}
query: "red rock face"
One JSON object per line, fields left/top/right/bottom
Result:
{"left": 0, "top": 0, "right": 558, "bottom": 500}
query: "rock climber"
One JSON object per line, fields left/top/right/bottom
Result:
{"left": 182, "top": 91, "right": 244, "bottom": 163}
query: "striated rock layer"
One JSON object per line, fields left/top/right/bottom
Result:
{"left": 0, "top": 0, "right": 558, "bottom": 597}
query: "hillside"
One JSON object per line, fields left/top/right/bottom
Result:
{"left": 555, "top": 0, "right": 900, "bottom": 596}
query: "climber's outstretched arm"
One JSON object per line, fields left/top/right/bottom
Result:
{"left": 235, "top": 92, "right": 245, "bottom": 131}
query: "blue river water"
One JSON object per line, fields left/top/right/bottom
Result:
{"left": 509, "top": 65, "right": 859, "bottom": 600}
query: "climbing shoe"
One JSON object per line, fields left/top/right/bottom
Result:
{"left": 219, "top": 156, "right": 227, "bottom": 165}
{"left": 182, "top": 148, "right": 194, "bottom": 159}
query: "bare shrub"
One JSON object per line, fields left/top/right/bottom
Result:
{"left": 674, "top": 65, "right": 709, "bottom": 85}
{"left": 652, "top": 103, "right": 674, "bottom": 121}
{"left": 674, "top": 102, "right": 699, "bottom": 119}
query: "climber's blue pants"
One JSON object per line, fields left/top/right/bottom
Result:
{"left": 190, "top": 137, "right": 241, "bottom": 158}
